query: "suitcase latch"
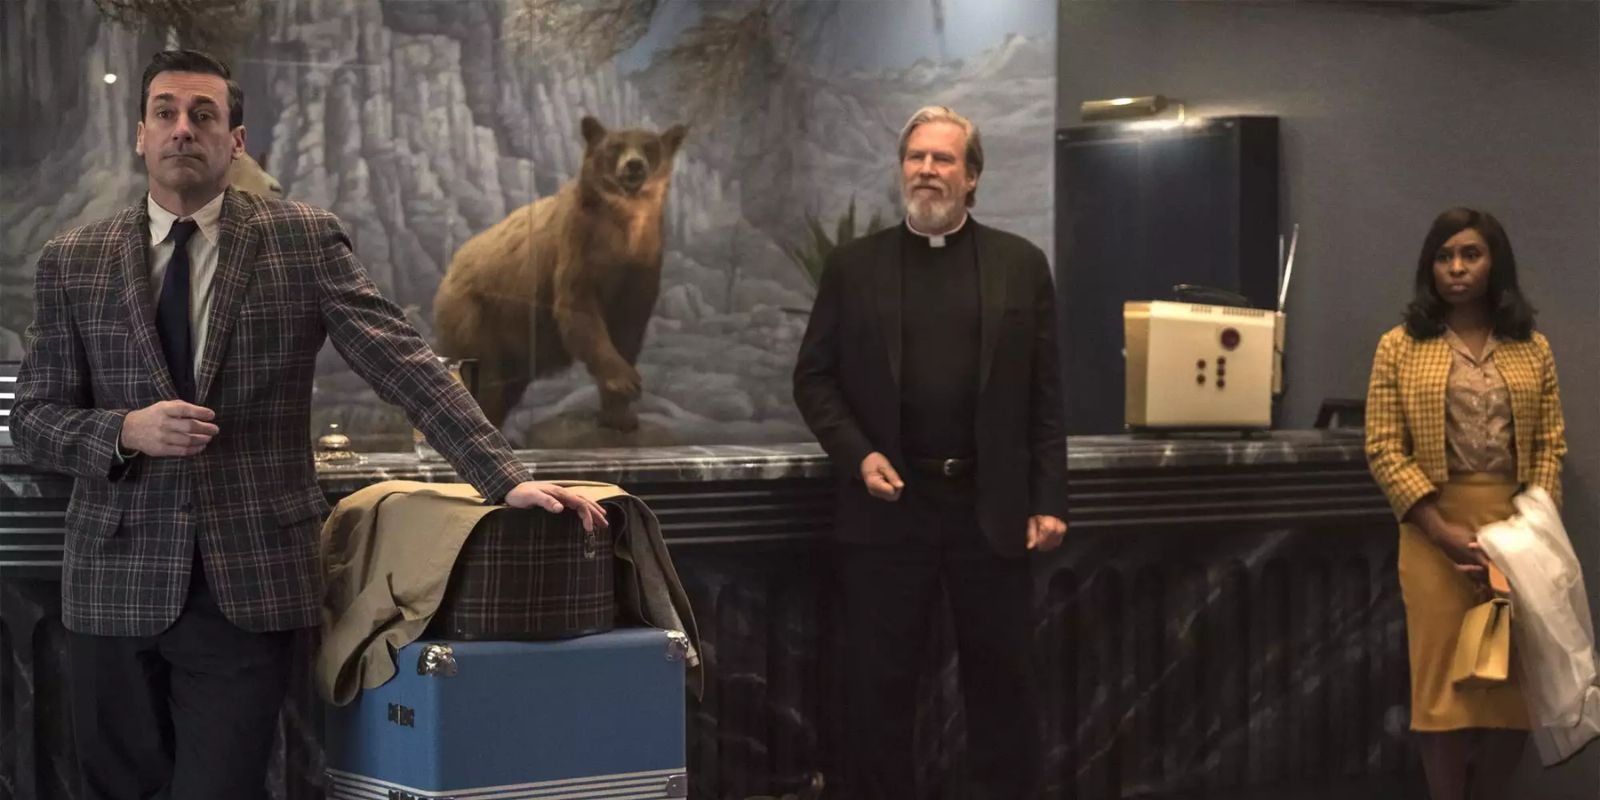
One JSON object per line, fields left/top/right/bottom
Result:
{"left": 417, "top": 643, "right": 458, "bottom": 677}
{"left": 665, "top": 773, "right": 688, "bottom": 797}
{"left": 665, "top": 630, "right": 690, "bottom": 662}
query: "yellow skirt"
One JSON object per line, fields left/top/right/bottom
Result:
{"left": 1398, "top": 473, "right": 1530, "bottom": 731}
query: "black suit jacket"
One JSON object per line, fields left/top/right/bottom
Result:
{"left": 792, "top": 219, "right": 1067, "bottom": 557}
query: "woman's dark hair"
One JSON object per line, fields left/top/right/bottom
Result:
{"left": 1403, "top": 207, "right": 1535, "bottom": 341}
{"left": 139, "top": 49, "right": 244, "bottom": 130}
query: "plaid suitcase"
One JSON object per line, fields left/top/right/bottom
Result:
{"left": 425, "top": 506, "right": 614, "bottom": 640}
{"left": 325, "top": 629, "right": 690, "bottom": 799}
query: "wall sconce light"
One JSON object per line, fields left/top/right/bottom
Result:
{"left": 1081, "top": 95, "right": 1183, "bottom": 122}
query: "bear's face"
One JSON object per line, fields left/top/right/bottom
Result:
{"left": 580, "top": 116, "right": 688, "bottom": 197}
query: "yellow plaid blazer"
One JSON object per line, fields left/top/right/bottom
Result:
{"left": 1365, "top": 325, "right": 1566, "bottom": 519}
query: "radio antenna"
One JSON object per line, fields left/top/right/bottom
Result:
{"left": 1277, "top": 223, "right": 1300, "bottom": 314}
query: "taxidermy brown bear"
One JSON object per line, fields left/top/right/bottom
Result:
{"left": 434, "top": 116, "right": 687, "bottom": 433}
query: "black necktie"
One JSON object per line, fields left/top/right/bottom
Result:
{"left": 156, "top": 219, "right": 199, "bottom": 402}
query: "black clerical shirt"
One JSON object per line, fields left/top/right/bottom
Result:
{"left": 899, "top": 218, "right": 980, "bottom": 459}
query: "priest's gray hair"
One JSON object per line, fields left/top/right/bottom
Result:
{"left": 896, "top": 105, "right": 983, "bottom": 207}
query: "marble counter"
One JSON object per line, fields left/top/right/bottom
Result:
{"left": 0, "top": 430, "right": 1412, "bottom": 800}
{"left": 4, "top": 430, "right": 1385, "bottom": 568}
{"left": 0, "top": 429, "right": 1368, "bottom": 476}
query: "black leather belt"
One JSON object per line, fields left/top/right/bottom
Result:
{"left": 907, "top": 457, "right": 975, "bottom": 478}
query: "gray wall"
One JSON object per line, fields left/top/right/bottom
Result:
{"left": 1060, "top": 0, "right": 1599, "bottom": 794}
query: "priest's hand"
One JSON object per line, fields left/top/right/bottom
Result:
{"left": 1027, "top": 514, "right": 1067, "bottom": 551}
{"left": 860, "top": 452, "right": 904, "bottom": 501}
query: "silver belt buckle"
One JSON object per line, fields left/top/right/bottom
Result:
{"left": 942, "top": 458, "right": 958, "bottom": 477}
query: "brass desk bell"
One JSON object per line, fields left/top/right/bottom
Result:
{"left": 314, "top": 422, "right": 357, "bottom": 463}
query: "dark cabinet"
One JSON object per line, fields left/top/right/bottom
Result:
{"left": 1056, "top": 116, "right": 1280, "bottom": 434}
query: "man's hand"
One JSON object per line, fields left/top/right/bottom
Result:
{"left": 1027, "top": 514, "right": 1067, "bottom": 551}
{"left": 860, "top": 452, "right": 904, "bottom": 502}
{"left": 120, "top": 400, "right": 218, "bottom": 457}
{"left": 505, "top": 482, "right": 609, "bottom": 533}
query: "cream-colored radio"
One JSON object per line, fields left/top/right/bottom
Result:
{"left": 1123, "top": 225, "right": 1299, "bottom": 430}
{"left": 1123, "top": 300, "right": 1284, "bottom": 430}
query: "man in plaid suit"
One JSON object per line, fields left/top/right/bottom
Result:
{"left": 11, "top": 50, "right": 604, "bottom": 799}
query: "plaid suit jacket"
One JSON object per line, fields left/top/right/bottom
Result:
{"left": 1364, "top": 324, "right": 1566, "bottom": 520}
{"left": 13, "top": 188, "right": 529, "bottom": 635}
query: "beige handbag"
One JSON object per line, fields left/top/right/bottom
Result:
{"left": 1449, "top": 565, "right": 1513, "bottom": 689}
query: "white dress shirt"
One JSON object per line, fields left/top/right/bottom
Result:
{"left": 146, "top": 191, "right": 225, "bottom": 378}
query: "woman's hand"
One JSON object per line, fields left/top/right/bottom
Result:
{"left": 1426, "top": 519, "right": 1488, "bottom": 576}
{"left": 1406, "top": 498, "right": 1487, "bottom": 577}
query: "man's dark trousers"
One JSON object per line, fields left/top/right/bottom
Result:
{"left": 836, "top": 474, "right": 1042, "bottom": 799}
{"left": 67, "top": 551, "right": 294, "bottom": 800}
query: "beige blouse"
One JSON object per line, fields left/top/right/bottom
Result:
{"left": 1443, "top": 329, "right": 1516, "bottom": 478}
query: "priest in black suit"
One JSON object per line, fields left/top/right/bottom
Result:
{"left": 793, "top": 105, "right": 1067, "bottom": 799}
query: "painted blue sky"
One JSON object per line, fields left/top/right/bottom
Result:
{"left": 616, "top": 0, "right": 1055, "bottom": 73}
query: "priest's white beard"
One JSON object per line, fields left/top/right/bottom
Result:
{"left": 904, "top": 191, "right": 965, "bottom": 234}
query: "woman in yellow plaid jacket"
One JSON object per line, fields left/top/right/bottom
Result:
{"left": 1365, "top": 208, "right": 1566, "bottom": 800}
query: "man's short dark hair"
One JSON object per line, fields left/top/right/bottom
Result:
{"left": 139, "top": 49, "right": 244, "bottom": 130}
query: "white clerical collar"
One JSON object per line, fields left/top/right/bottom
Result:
{"left": 905, "top": 213, "right": 968, "bottom": 248}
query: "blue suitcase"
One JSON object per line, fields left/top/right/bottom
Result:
{"left": 325, "top": 628, "right": 689, "bottom": 799}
